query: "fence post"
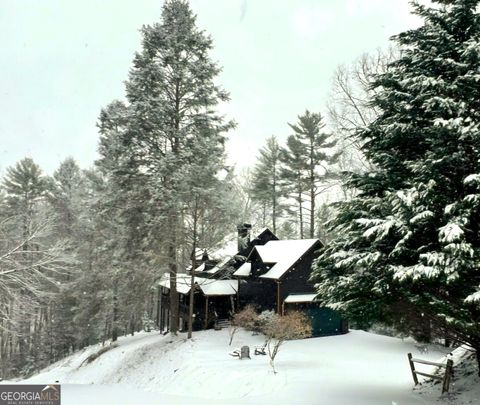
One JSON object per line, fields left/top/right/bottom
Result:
{"left": 442, "top": 359, "right": 453, "bottom": 394}
{"left": 408, "top": 353, "right": 419, "bottom": 385}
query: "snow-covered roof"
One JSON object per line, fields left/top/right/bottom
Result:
{"left": 233, "top": 262, "right": 251, "bottom": 277}
{"left": 202, "top": 256, "right": 232, "bottom": 274}
{"left": 159, "top": 274, "right": 238, "bottom": 296}
{"left": 200, "top": 279, "right": 238, "bottom": 296}
{"left": 193, "top": 263, "right": 206, "bottom": 273}
{"left": 194, "top": 228, "right": 276, "bottom": 276}
{"left": 253, "top": 239, "right": 320, "bottom": 280}
{"left": 284, "top": 293, "right": 317, "bottom": 304}
{"left": 159, "top": 274, "right": 193, "bottom": 295}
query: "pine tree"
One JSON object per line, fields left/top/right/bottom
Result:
{"left": 279, "top": 135, "right": 307, "bottom": 238}
{"left": 3, "top": 158, "right": 47, "bottom": 247}
{"left": 97, "top": 0, "right": 232, "bottom": 334}
{"left": 286, "top": 111, "right": 339, "bottom": 238}
{"left": 313, "top": 0, "right": 480, "bottom": 373}
{"left": 251, "top": 136, "right": 283, "bottom": 233}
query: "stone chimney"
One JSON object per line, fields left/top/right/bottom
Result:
{"left": 237, "top": 223, "right": 252, "bottom": 253}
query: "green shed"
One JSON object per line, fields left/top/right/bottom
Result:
{"left": 284, "top": 294, "right": 348, "bottom": 337}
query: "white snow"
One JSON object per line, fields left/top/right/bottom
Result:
{"left": 439, "top": 222, "right": 465, "bottom": 243}
{"left": 284, "top": 293, "right": 317, "bottom": 303}
{"left": 199, "top": 279, "right": 238, "bottom": 296}
{"left": 465, "top": 288, "right": 480, "bottom": 303}
{"left": 193, "top": 262, "right": 206, "bottom": 273}
{"left": 159, "top": 274, "right": 192, "bottom": 295}
{"left": 254, "top": 239, "right": 319, "bottom": 280}
{"left": 463, "top": 173, "right": 480, "bottom": 185}
{"left": 9, "top": 329, "right": 461, "bottom": 405}
{"left": 233, "top": 262, "right": 251, "bottom": 277}
{"left": 159, "top": 274, "right": 238, "bottom": 296}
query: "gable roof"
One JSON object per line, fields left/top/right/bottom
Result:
{"left": 251, "top": 239, "right": 321, "bottom": 280}
{"left": 159, "top": 274, "right": 238, "bottom": 296}
{"left": 195, "top": 227, "right": 277, "bottom": 276}
{"left": 233, "top": 262, "right": 251, "bottom": 277}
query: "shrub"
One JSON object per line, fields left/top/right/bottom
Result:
{"left": 263, "top": 311, "right": 312, "bottom": 373}
{"left": 228, "top": 305, "right": 258, "bottom": 346}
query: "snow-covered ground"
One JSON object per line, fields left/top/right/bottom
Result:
{"left": 5, "top": 329, "right": 479, "bottom": 404}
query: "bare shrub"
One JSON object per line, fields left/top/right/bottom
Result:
{"left": 229, "top": 305, "right": 258, "bottom": 346}
{"left": 263, "top": 311, "right": 312, "bottom": 373}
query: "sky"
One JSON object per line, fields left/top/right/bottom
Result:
{"left": 0, "top": 0, "right": 421, "bottom": 175}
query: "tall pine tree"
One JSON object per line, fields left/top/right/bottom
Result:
{"left": 279, "top": 135, "right": 308, "bottom": 238}
{"left": 286, "top": 111, "right": 339, "bottom": 238}
{"left": 251, "top": 136, "right": 283, "bottom": 233}
{"left": 97, "top": 0, "right": 232, "bottom": 334}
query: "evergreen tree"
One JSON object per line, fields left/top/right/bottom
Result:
{"left": 251, "top": 136, "right": 283, "bottom": 233}
{"left": 48, "top": 157, "right": 84, "bottom": 237}
{"left": 313, "top": 0, "right": 480, "bottom": 373}
{"left": 3, "top": 158, "right": 47, "bottom": 246}
{"left": 279, "top": 135, "right": 307, "bottom": 238}
{"left": 97, "top": 0, "right": 232, "bottom": 334}
{"left": 315, "top": 203, "right": 337, "bottom": 245}
{"left": 286, "top": 111, "right": 339, "bottom": 238}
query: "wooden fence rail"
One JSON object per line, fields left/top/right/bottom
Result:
{"left": 407, "top": 353, "right": 453, "bottom": 394}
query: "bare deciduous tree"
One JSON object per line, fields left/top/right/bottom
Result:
{"left": 327, "top": 47, "right": 399, "bottom": 181}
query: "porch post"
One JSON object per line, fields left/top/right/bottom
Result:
{"left": 204, "top": 296, "right": 209, "bottom": 329}
{"left": 276, "top": 281, "right": 281, "bottom": 315}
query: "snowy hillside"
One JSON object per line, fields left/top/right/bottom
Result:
{"left": 7, "top": 329, "right": 478, "bottom": 404}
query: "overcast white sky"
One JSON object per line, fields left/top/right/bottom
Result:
{"left": 0, "top": 0, "right": 421, "bottom": 174}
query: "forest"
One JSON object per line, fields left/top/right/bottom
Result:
{"left": 1, "top": 0, "right": 480, "bottom": 381}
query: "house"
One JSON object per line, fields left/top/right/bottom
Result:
{"left": 234, "top": 238, "right": 322, "bottom": 313}
{"left": 157, "top": 225, "right": 276, "bottom": 331}
{"left": 157, "top": 224, "right": 348, "bottom": 336}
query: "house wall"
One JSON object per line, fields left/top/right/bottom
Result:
{"left": 279, "top": 246, "right": 319, "bottom": 301}
{"left": 238, "top": 278, "right": 277, "bottom": 311}
{"left": 237, "top": 242, "right": 321, "bottom": 314}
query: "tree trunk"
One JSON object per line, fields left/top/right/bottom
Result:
{"left": 310, "top": 184, "right": 315, "bottom": 238}
{"left": 309, "top": 135, "right": 316, "bottom": 238}
{"left": 168, "top": 212, "right": 179, "bottom": 335}
{"left": 188, "top": 197, "right": 199, "bottom": 339}
{"left": 298, "top": 189, "right": 304, "bottom": 239}
{"left": 112, "top": 279, "right": 118, "bottom": 342}
{"left": 272, "top": 166, "right": 277, "bottom": 234}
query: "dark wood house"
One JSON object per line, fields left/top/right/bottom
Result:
{"left": 234, "top": 239, "right": 322, "bottom": 312}
{"left": 158, "top": 225, "right": 277, "bottom": 331}
{"left": 157, "top": 224, "right": 347, "bottom": 336}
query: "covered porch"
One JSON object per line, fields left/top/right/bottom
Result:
{"left": 158, "top": 274, "right": 238, "bottom": 332}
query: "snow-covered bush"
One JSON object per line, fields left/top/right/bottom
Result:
{"left": 254, "top": 310, "right": 277, "bottom": 334}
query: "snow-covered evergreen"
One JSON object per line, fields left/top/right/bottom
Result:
{"left": 313, "top": 0, "right": 480, "bottom": 372}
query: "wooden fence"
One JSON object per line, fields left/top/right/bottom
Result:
{"left": 407, "top": 353, "right": 453, "bottom": 394}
